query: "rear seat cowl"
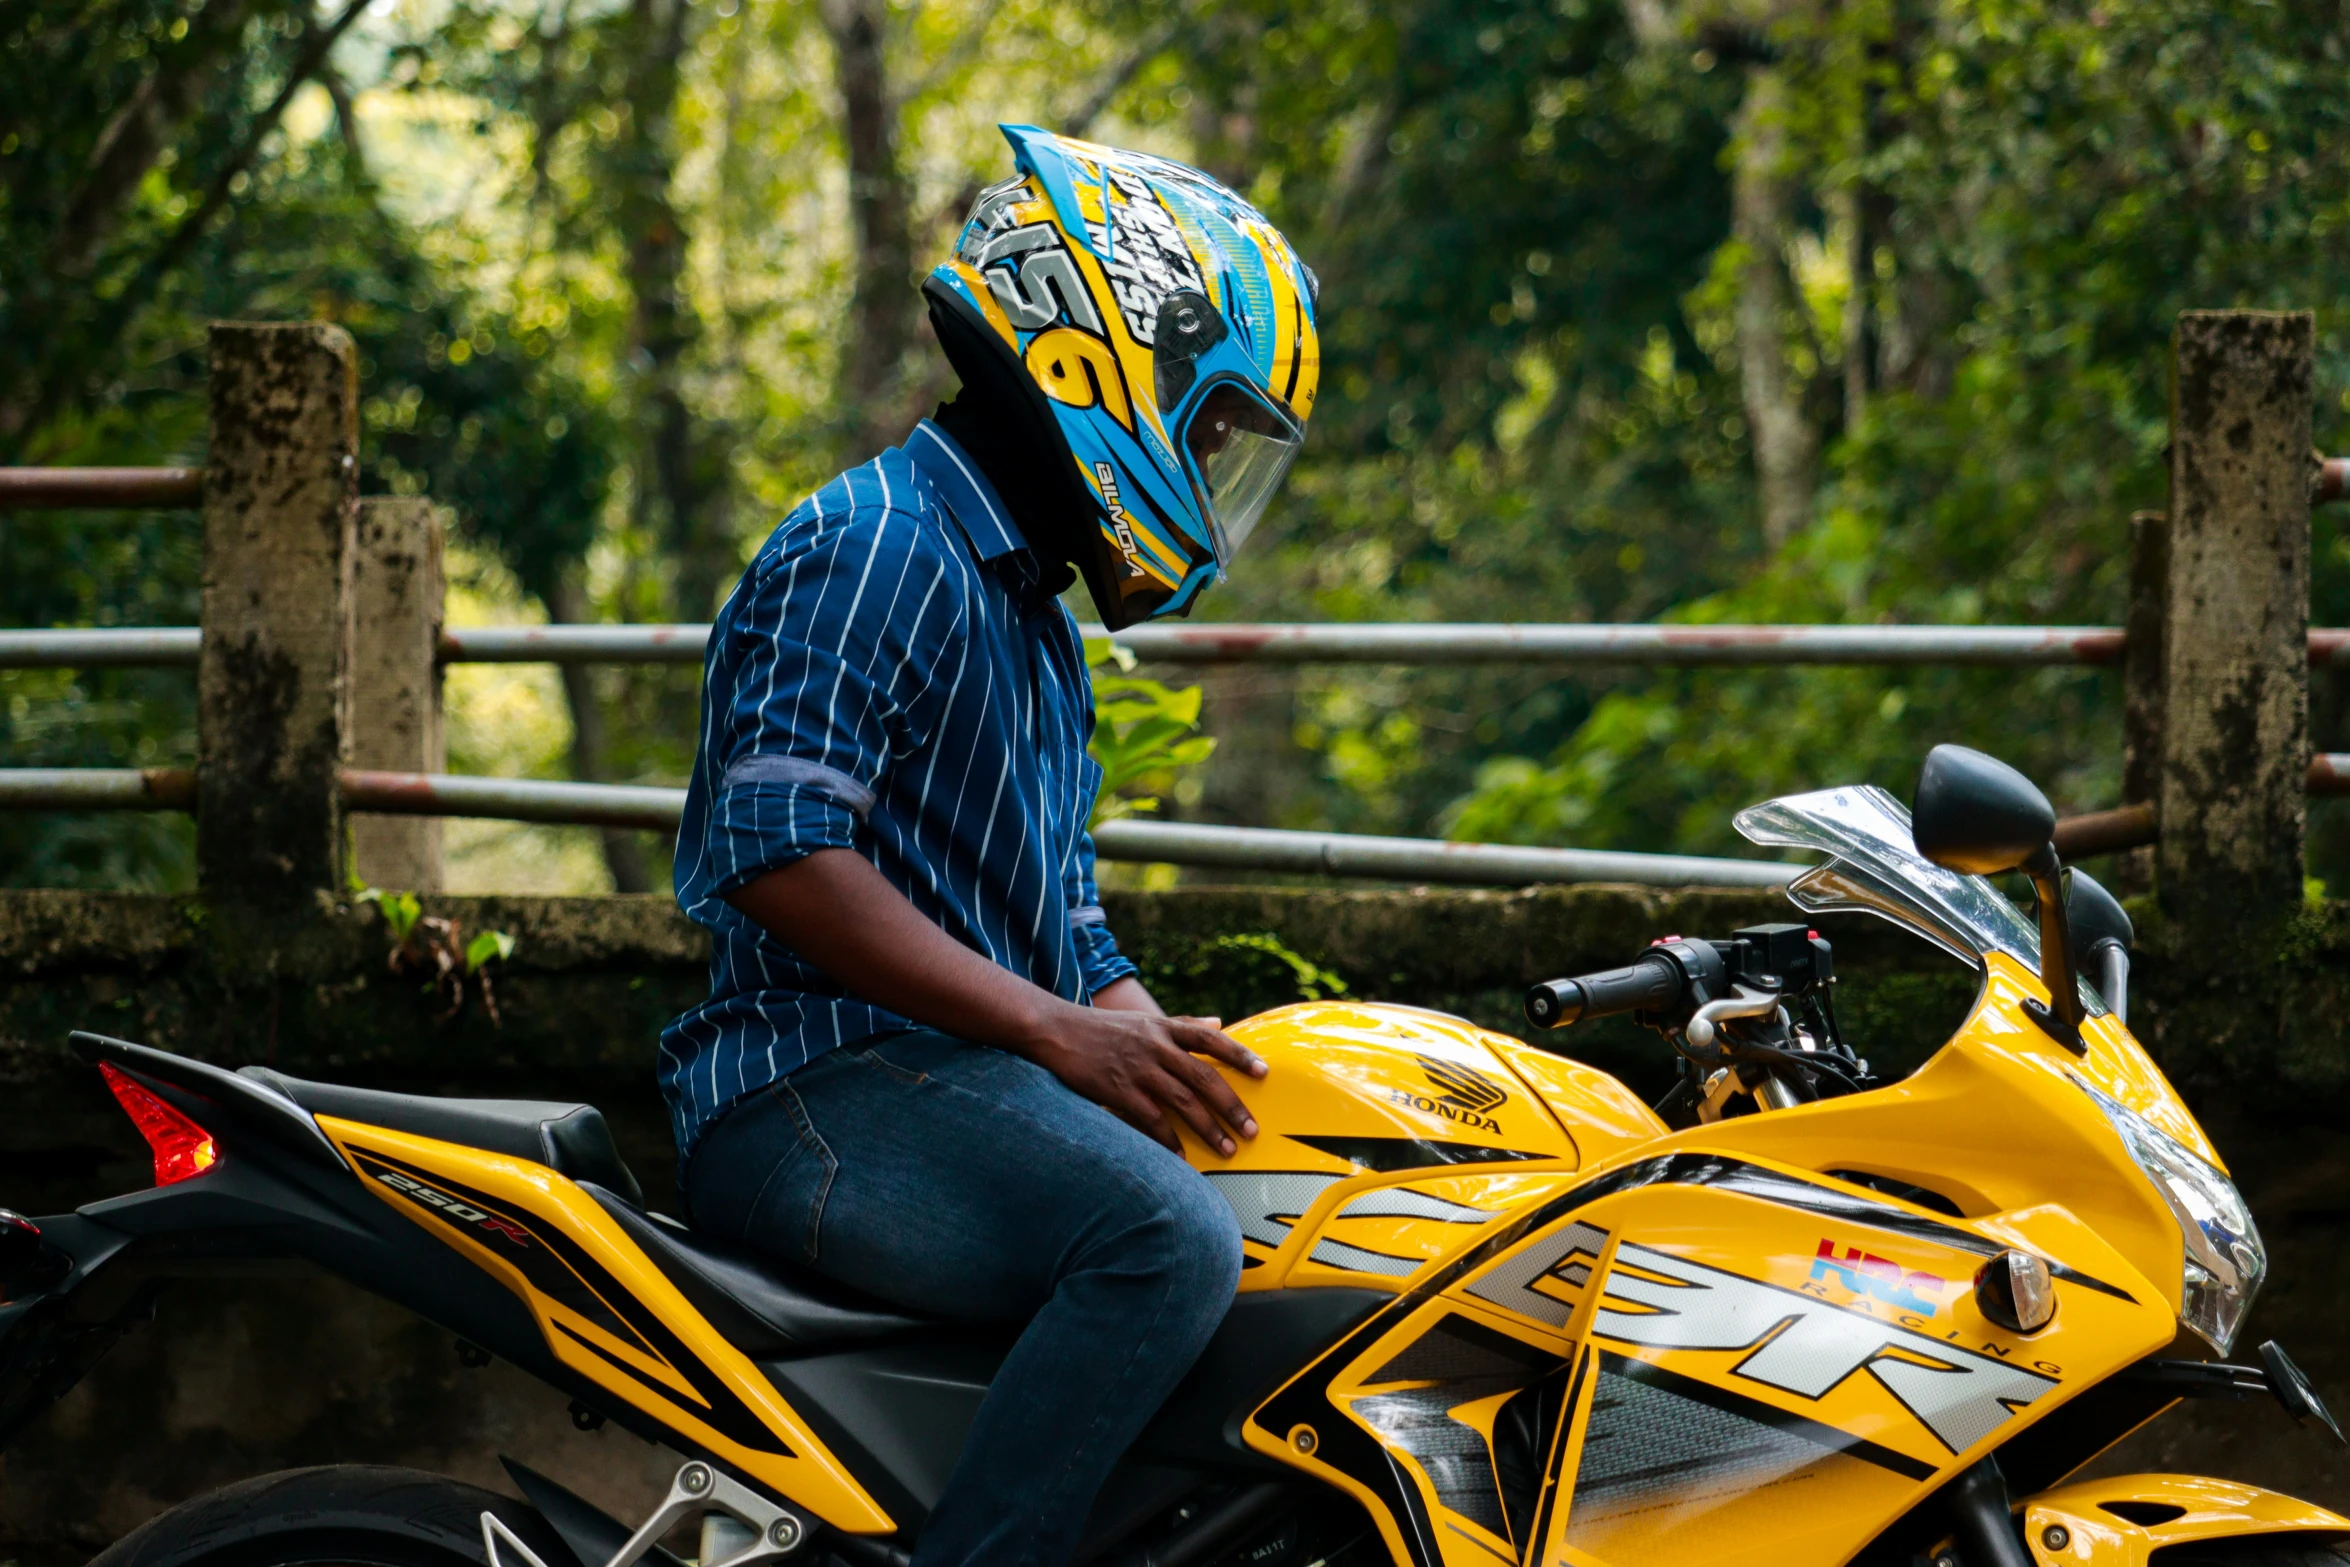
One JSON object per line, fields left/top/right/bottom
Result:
{"left": 236, "top": 1067, "right": 645, "bottom": 1208}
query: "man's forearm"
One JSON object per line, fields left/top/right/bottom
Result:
{"left": 725, "top": 847, "right": 1263, "bottom": 1155}
{"left": 725, "top": 848, "right": 1066, "bottom": 1051}
{"left": 1091, "top": 976, "right": 1163, "bottom": 1016}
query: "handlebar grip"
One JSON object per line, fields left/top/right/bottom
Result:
{"left": 1524, "top": 953, "right": 1683, "bottom": 1029}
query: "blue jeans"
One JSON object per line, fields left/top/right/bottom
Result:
{"left": 684, "top": 1030, "right": 1244, "bottom": 1567}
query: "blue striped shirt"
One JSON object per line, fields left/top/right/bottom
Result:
{"left": 660, "top": 422, "right": 1137, "bottom": 1166}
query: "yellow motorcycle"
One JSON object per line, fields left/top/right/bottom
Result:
{"left": 4, "top": 745, "right": 2344, "bottom": 1567}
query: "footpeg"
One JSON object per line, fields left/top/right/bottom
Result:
{"left": 604, "top": 1463, "right": 808, "bottom": 1567}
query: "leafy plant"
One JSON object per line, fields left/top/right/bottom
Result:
{"left": 1086, "top": 637, "right": 1217, "bottom": 827}
{"left": 357, "top": 887, "right": 423, "bottom": 945}
{"left": 356, "top": 886, "right": 516, "bottom": 1025}
{"left": 465, "top": 930, "right": 516, "bottom": 973}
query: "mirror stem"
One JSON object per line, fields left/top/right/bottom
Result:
{"left": 2024, "top": 842, "right": 2086, "bottom": 1029}
{"left": 2089, "top": 940, "right": 2129, "bottom": 1025}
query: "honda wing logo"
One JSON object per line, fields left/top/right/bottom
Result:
{"left": 1393, "top": 1055, "right": 1508, "bottom": 1133}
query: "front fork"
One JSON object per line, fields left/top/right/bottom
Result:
{"left": 1947, "top": 1459, "right": 2033, "bottom": 1567}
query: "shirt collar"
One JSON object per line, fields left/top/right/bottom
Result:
{"left": 905, "top": 420, "right": 1030, "bottom": 563}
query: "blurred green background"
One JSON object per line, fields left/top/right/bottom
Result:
{"left": 8, "top": 0, "right": 2350, "bottom": 895}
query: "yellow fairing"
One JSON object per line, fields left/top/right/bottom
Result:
{"left": 1703, "top": 952, "right": 2204, "bottom": 1317}
{"left": 316, "top": 1117, "right": 894, "bottom": 1534}
{"left": 1192, "top": 1004, "right": 1586, "bottom": 1291}
{"left": 1223, "top": 961, "right": 2269, "bottom": 1567}
{"left": 2022, "top": 1475, "right": 2349, "bottom": 1563}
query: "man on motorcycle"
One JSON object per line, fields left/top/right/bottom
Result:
{"left": 662, "top": 126, "right": 1321, "bottom": 1567}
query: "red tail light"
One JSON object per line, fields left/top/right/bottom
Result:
{"left": 99, "top": 1062, "right": 217, "bottom": 1185}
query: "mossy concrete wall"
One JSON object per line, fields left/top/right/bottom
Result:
{"left": 3, "top": 885, "right": 2349, "bottom": 1559}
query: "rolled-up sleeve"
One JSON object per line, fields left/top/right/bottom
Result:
{"left": 701, "top": 513, "right": 954, "bottom": 900}
{"left": 1067, "top": 827, "right": 1139, "bottom": 997}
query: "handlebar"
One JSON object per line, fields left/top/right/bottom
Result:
{"left": 1523, "top": 952, "right": 1683, "bottom": 1028}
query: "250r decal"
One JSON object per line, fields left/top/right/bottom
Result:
{"left": 374, "top": 1166, "right": 533, "bottom": 1249}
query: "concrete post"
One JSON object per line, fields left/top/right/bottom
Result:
{"left": 2115, "top": 510, "right": 2168, "bottom": 895}
{"left": 349, "top": 497, "right": 446, "bottom": 891}
{"left": 198, "top": 323, "right": 359, "bottom": 907}
{"left": 2157, "top": 310, "right": 2313, "bottom": 935}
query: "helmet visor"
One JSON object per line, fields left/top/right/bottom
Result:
{"left": 1182, "top": 382, "right": 1302, "bottom": 560}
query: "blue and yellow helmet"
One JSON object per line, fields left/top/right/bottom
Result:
{"left": 923, "top": 125, "right": 1319, "bottom": 629}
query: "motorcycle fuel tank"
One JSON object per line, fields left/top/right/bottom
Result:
{"left": 1193, "top": 1002, "right": 1665, "bottom": 1293}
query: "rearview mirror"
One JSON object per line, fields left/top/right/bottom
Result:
{"left": 1913, "top": 745, "right": 2057, "bottom": 876}
{"left": 2065, "top": 867, "right": 2132, "bottom": 953}
{"left": 2067, "top": 868, "right": 2133, "bottom": 1025}
{"left": 1912, "top": 744, "right": 2087, "bottom": 1047}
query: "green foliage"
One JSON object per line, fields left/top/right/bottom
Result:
{"left": 13, "top": 0, "right": 2350, "bottom": 896}
{"left": 464, "top": 929, "right": 516, "bottom": 974}
{"left": 1128, "top": 928, "right": 1354, "bottom": 1018}
{"left": 1136, "top": 0, "right": 1738, "bottom": 453}
{"left": 1086, "top": 637, "right": 1218, "bottom": 825}
{"left": 1433, "top": 0, "right": 2350, "bottom": 858}
{"left": 356, "top": 887, "right": 423, "bottom": 946}
{"left": 1203, "top": 934, "right": 1351, "bottom": 1002}
{"left": 0, "top": 2, "right": 619, "bottom": 890}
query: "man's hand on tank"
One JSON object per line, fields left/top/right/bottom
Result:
{"left": 1022, "top": 1005, "right": 1267, "bottom": 1157}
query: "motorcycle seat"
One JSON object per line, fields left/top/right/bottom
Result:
{"left": 238, "top": 1067, "right": 645, "bottom": 1209}
{"left": 580, "top": 1183, "right": 935, "bottom": 1355}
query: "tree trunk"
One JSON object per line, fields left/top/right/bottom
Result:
{"left": 820, "top": 0, "right": 920, "bottom": 460}
{"left": 548, "top": 582, "right": 653, "bottom": 894}
{"left": 1880, "top": 255, "right": 1954, "bottom": 403}
{"left": 1732, "top": 66, "right": 1819, "bottom": 550}
{"left": 1838, "top": 183, "right": 1871, "bottom": 436}
{"left": 613, "top": 0, "right": 734, "bottom": 618}
{"left": 49, "top": 0, "right": 258, "bottom": 278}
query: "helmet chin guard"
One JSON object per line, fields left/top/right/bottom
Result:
{"left": 924, "top": 125, "right": 1320, "bottom": 630}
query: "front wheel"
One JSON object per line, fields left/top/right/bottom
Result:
{"left": 88, "top": 1467, "right": 570, "bottom": 1567}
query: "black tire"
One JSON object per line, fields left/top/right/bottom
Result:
{"left": 87, "top": 1466, "right": 574, "bottom": 1567}
{"left": 2152, "top": 1537, "right": 2350, "bottom": 1565}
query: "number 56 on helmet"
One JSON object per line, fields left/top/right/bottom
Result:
{"left": 923, "top": 124, "right": 1320, "bottom": 630}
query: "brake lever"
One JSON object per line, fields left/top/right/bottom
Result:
{"left": 1683, "top": 984, "right": 1784, "bottom": 1052}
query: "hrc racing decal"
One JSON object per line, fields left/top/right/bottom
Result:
{"left": 1808, "top": 1238, "right": 1949, "bottom": 1316}
{"left": 1458, "top": 1211, "right": 2055, "bottom": 1453}
{"left": 1593, "top": 1242, "right": 2055, "bottom": 1452}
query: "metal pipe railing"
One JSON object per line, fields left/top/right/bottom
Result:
{"left": 8, "top": 455, "right": 2348, "bottom": 513}
{"left": 41, "top": 763, "right": 2350, "bottom": 877}
{"left": 437, "top": 625, "right": 713, "bottom": 664}
{"left": 0, "top": 621, "right": 2164, "bottom": 670}
{"left": 45, "top": 620, "right": 2350, "bottom": 671}
{"left": 2050, "top": 803, "right": 2158, "bottom": 858}
{"left": 437, "top": 622, "right": 2136, "bottom": 667}
{"left": 338, "top": 769, "right": 685, "bottom": 831}
{"left": 0, "top": 468, "right": 204, "bottom": 509}
{"left": 0, "top": 768, "right": 198, "bottom": 810}
{"left": 0, "top": 767, "right": 1805, "bottom": 885}
{"left": 1089, "top": 819, "right": 1800, "bottom": 887}
{"left": 1089, "top": 622, "right": 2129, "bottom": 666}
{"left": 0, "top": 628, "right": 203, "bottom": 668}
{"left": 2319, "top": 457, "right": 2350, "bottom": 504}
